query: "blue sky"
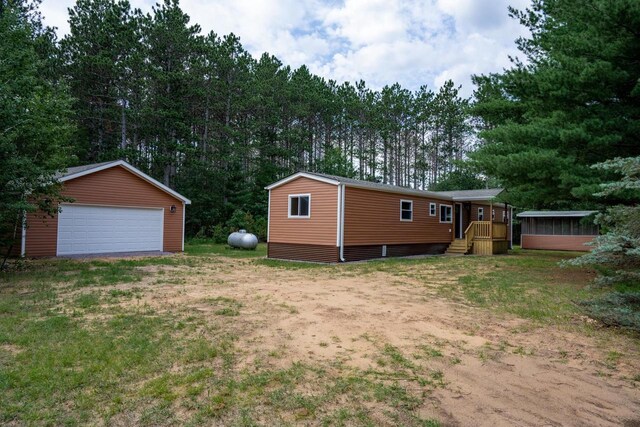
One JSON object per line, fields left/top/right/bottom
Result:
{"left": 40, "top": 0, "right": 531, "bottom": 97}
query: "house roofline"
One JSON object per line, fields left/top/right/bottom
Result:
{"left": 265, "top": 172, "right": 340, "bottom": 190}
{"left": 59, "top": 160, "right": 191, "bottom": 204}
{"left": 265, "top": 172, "right": 508, "bottom": 203}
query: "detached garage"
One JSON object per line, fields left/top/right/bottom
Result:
{"left": 20, "top": 160, "right": 191, "bottom": 257}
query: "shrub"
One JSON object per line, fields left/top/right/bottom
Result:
{"left": 578, "top": 292, "right": 640, "bottom": 332}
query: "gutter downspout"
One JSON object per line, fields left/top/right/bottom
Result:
{"left": 339, "top": 184, "right": 346, "bottom": 262}
{"left": 21, "top": 211, "right": 26, "bottom": 257}
{"left": 267, "top": 189, "right": 271, "bottom": 244}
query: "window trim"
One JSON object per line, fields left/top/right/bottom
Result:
{"left": 429, "top": 202, "right": 436, "bottom": 216}
{"left": 288, "top": 193, "right": 311, "bottom": 219}
{"left": 439, "top": 204, "right": 453, "bottom": 223}
{"left": 400, "top": 199, "right": 413, "bottom": 222}
{"left": 478, "top": 207, "right": 484, "bottom": 221}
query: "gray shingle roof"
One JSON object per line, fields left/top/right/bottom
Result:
{"left": 433, "top": 188, "right": 504, "bottom": 200}
{"left": 517, "top": 210, "right": 598, "bottom": 218}
{"left": 55, "top": 160, "right": 119, "bottom": 179}
{"left": 305, "top": 172, "right": 450, "bottom": 199}
{"left": 304, "top": 172, "right": 504, "bottom": 201}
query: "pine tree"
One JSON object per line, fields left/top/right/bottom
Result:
{"left": 471, "top": 0, "right": 640, "bottom": 209}
{"left": 0, "top": 0, "right": 73, "bottom": 262}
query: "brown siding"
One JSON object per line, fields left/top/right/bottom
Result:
{"left": 470, "top": 203, "right": 507, "bottom": 223}
{"left": 343, "top": 187, "right": 453, "bottom": 245}
{"left": 268, "top": 242, "right": 338, "bottom": 263}
{"left": 469, "top": 203, "right": 511, "bottom": 243}
{"left": 344, "top": 243, "right": 448, "bottom": 262}
{"left": 25, "top": 165, "right": 185, "bottom": 257}
{"left": 268, "top": 177, "right": 338, "bottom": 246}
{"left": 521, "top": 235, "right": 595, "bottom": 252}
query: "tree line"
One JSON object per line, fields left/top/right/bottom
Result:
{"left": 51, "top": 0, "right": 475, "bottom": 236}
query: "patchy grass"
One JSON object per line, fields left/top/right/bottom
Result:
{"left": 0, "top": 253, "right": 445, "bottom": 425}
{"left": 255, "top": 258, "right": 330, "bottom": 269}
{"left": 0, "top": 247, "right": 636, "bottom": 425}
{"left": 414, "top": 249, "right": 600, "bottom": 324}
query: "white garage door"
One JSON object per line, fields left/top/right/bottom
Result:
{"left": 57, "top": 205, "right": 164, "bottom": 255}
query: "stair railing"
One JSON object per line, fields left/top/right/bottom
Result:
{"left": 464, "top": 222, "right": 476, "bottom": 250}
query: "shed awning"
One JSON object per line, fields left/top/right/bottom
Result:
{"left": 517, "top": 210, "right": 597, "bottom": 218}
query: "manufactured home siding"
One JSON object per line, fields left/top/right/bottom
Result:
{"left": 470, "top": 203, "right": 507, "bottom": 223}
{"left": 343, "top": 187, "right": 453, "bottom": 246}
{"left": 268, "top": 177, "right": 338, "bottom": 246}
{"left": 268, "top": 242, "right": 339, "bottom": 263}
{"left": 25, "top": 165, "right": 185, "bottom": 257}
{"left": 521, "top": 235, "right": 595, "bottom": 251}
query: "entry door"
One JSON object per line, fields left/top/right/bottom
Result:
{"left": 57, "top": 205, "right": 164, "bottom": 255}
{"left": 455, "top": 203, "right": 463, "bottom": 239}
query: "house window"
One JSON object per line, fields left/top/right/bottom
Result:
{"left": 288, "top": 194, "right": 310, "bottom": 218}
{"left": 400, "top": 200, "right": 413, "bottom": 221}
{"left": 440, "top": 204, "right": 452, "bottom": 223}
{"left": 429, "top": 202, "right": 436, "bottom": 216}
{"left": 492, "top": 209, "right": 496, "bottom": 220}
{"left": 478, "top": 207, "right": 484, "bottom": 221}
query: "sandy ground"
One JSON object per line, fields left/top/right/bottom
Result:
{"left": 105, "top": 257, "right": 640, "bottom": 426}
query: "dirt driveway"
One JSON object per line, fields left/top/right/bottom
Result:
{"left": 114, "top": 255, "right": 640, "bottom": 426}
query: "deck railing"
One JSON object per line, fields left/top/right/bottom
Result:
{"left": 492, "top": 222, "right": 507, "bottom": 240}
{"left": 465, "top": 221, "right": 507, "bottom": 241}
{"left": 461, "top": 221, "right": 509, "bottom": 255}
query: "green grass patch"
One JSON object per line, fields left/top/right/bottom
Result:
{"left": 435, "top": 250, "right": 598, "bottom": 323}
{"left": 185, "top": 241, "right": 266, "bottom": 258}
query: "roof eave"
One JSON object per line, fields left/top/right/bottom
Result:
{"left": 264, "top": 172, "right": 340, "bottom": 190}
{"left": 452, "top": 196, "right": 501, "bottom": 202}
{"left": 343, "top": 182, "right": 453, "bottom": 200}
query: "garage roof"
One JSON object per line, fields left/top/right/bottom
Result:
{"left": 58, "top": 160, "right": 191, "bottom": 204}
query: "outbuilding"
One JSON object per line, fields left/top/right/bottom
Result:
{"left": 517, "top": 210, "right": 598, "bottom": 251}
{"left": 19, "top": 160, "right": 191, "bottom": 257}
{"left": 265, "top": 172, "right": 512, "bottom": 262}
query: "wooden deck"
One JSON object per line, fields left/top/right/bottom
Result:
{"left": 446, "top": 221, "right": 509, "bottom": 255}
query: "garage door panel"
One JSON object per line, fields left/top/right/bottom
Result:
{"left": 57, "top": 205, "right": 163, "bottom": 255}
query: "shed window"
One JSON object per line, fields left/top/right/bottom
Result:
{"left": 478, "top": 207, "right": 484, "bottom": 221}
{"left": 440, "top": 204, "right": 452, "bottom": 223}
{"left": 289, "top": 194, "right": 310, "bottom": 218}
{"left": 522, "top": 217, "right": 599, "bottom": 235}
{"left": 429, "top": 202, "right": 436, "bottom": 216}
{"left": 492, "top": 209, "right": 496, "bottom": 220}
{"left": 400, "top": 200, "right": 413, "bottom": 221}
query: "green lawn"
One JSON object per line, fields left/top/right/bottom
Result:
{"left": 0, "top": 244, "right": 635, "bottom": 425}
{"left": 185, "top": 240, "right": 267, "bottom": 258}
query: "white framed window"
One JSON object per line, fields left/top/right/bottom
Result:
{"left": 502, "top": 210, "right": 507, "bottom": 222}
{"left": 492, "top": 209, "right": 496, "bottom": 220}
{"left": 440, "top": 204, "right": 452, "bottom": 223}
{"left": 288, "top": 194, "right": 311, "bottom": 218}
{"left": 478, "top": 207, "right": 484, "bottom": 221}
{"left": 400, "top": 199, "right": 413, "bottom": 221}
{"left": 429, "top": 202, "right": 436, "bottom": 216}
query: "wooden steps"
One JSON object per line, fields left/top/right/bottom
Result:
{"left": 445, "top": 239, "right": 472, "bottom": 255}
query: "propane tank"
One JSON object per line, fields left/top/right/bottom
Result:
{"left": 227, "top": 229, "right": 258, "bottom": 249}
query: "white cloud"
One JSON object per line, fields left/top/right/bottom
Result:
{"left": 38, "top": 0, "right": 532, "bottom": 97}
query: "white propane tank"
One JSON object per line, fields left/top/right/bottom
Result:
{"left": 227, "top": 229, "right": 258, "bottom": 249}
